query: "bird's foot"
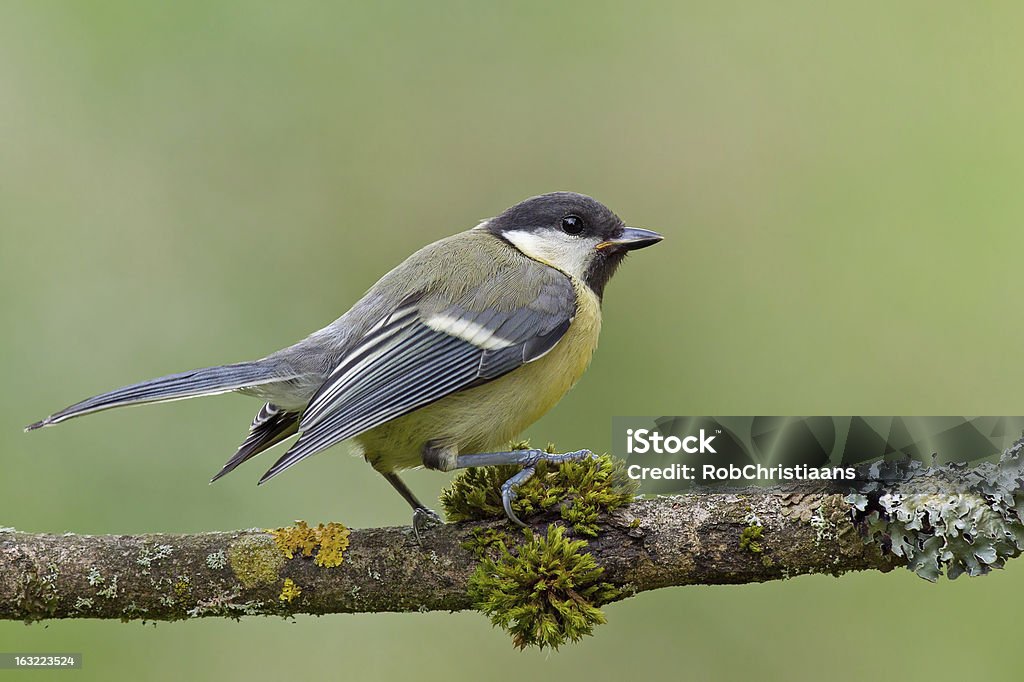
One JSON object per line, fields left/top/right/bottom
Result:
{"left": 412, "top": 506, "right": 443, "bottom": 544}
{"left": 498, "top": 449, "right": 597, "bottom": 527}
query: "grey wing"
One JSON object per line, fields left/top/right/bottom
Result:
{"left": 257, "top": 271, "right": 576, "bottom": 483}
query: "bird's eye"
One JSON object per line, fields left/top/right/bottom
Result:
{"left": 560, "top": 215, "right": 584, "bottom": 235}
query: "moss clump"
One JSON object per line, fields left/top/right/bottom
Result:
{"left": 740, "top": 525, "right": 764, "bottom": 553}
{"left": 228, "top": 535, "right": 285, "bottom": 589}
{"left": 17, "top": 564, "right": 61, "bottom": 623}
{"left": 270, "top": 521, "right": 351, "bottom": 568}
{"left": 279, "top": 578, "right": 301, "bottom": 603}
{"left": 441, "top": 443, "right": 636, "bottom": 536}
{"left": 469, "top": 524, "right": 619, "bottom": 650}
{"left": 462, "top": 527, "right": 515, "bottom": 559}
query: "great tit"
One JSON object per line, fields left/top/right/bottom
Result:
{"left": 26, "top": 192, "right": 661, "bottom": 533}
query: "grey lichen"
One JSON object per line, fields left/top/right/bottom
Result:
{"left": 136, "top": 543, "right": 174, "bottom": 575}
{"left": 186, "top": 591, "right": 265, "bottom": 619}
{"left": 205, "top": 551, "right": 228, "bottom": 570}
{"left": 122, "top": 601, "right": 144, "bottom": 619}
{"left": 848, "top": 441, "right": 1024, "bottom": 581}
{"left": 96, "top": 574, "right": 119, "bottom": 599}
{"left": 809, "top": 510, "right": 835, "bottom": 545}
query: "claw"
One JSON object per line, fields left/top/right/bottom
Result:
{"left": 412, "top": 506, "right": 443, "bottom": 544}
{"left": 497, "top": 449, "right": 597, "bottom": 527}
{"left": 501, "top": 466, "right": 536, "bottom": 527}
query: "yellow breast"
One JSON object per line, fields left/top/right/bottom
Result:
{"left": 355, "top": 278, "right": 602, "bottom": 471}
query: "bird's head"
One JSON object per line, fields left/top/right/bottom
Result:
{"left": 481, "top": 192, "right": 662, "bottom": 297}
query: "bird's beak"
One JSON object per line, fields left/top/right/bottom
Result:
{"left": 596, "top": 227, "right": 664, "bottom": 252}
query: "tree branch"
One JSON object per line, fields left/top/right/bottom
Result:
{"left": 4, "top": 442, "right": 1024, "bottom": 624}
{"left": 1, "top": 491, "right": 892, "bottom": 622}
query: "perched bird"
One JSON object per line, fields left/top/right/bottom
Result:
{"left": 26, "top": 192, "right": 661, "bottom": 534}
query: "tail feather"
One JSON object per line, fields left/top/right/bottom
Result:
{"left": 210, "top": 403, "right": 300, "bottom": 482}
{"left": 25, "top": 361, "right": 284, "bottom": 431}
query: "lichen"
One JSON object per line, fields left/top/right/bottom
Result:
{"left": 739, "top": 525, "right": 764, "bottom": 553}
{"left": 441, "top": 442, "right": 636, "bottom": 535}
{"left": 279, "top": 578, "right": 301, "bottom": 603}
{"left": 17, "top": 563, "right": 61, "bottom": 622}
{"left": 205, "top": 551, "right": 228, "bottom": 570}
{"left": 96, "top": 574, "right": 119, "bottom": 600}
{"left": 809, "top": 510, "right": 834, "bottom": 545}
{"left": 269, "top": 521, "right": 351, "bottom": 568}
{"left": 187, "top": 591, "right": 264, "bottom": 619}
{"left": 173, "top": 576, "right": 192, "bottom": 598}
{"left": 468, "top": 524, "right": 619, "bottom": 650}
{"left": 314, "top": 523, "right": 351, "bottom": 568}
{"left": 848, "top": 441, "right": 1024, "bottom": 581}
{"left": 121, "top": 601, "right": 144, "bottom": 621}
{"left": 227, "top": 535, "right": 285, "bottom": 588}
{"left": 136, "top": 543, "right": 174, "bottom": 575}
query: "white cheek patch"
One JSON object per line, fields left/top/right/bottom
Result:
{"left": 502, "top": 229, "right": 595, "bottom": 280}
{"left": 423, "top": 313, "right": 516, "bottom": 350}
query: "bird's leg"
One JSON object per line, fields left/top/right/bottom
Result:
{"left": 380, "top": 471, "right": 441, "bottom": 543}
{"left": 450, "top": 448, "right": 597, "bottom": 527}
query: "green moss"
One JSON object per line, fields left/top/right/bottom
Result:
{"left": 227, "top": 535, "right": 285, "bottom": 588}
{"left": 441, "top": 443, "right": 636, "bottom": 535}
{"left": 468, "top": 524, "right": 619, "bottom": 650}
{"left": 17, "top": 563, "right": 61, "bottom": 623}
{"left": 269, "top": 521, "right": 351, "bottom": 568}
{"left": 740, "top": 525, "right": 764, "bottom": 553}
{"left": 279, "top": 578, "right": 301, "bottom": 603}
{"left": 462, "top": 527, "right": 515, "bottom": 559}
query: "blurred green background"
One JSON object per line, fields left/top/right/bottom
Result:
{"left": 3, "top": 1, "right": 1023, "bottom": 679}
